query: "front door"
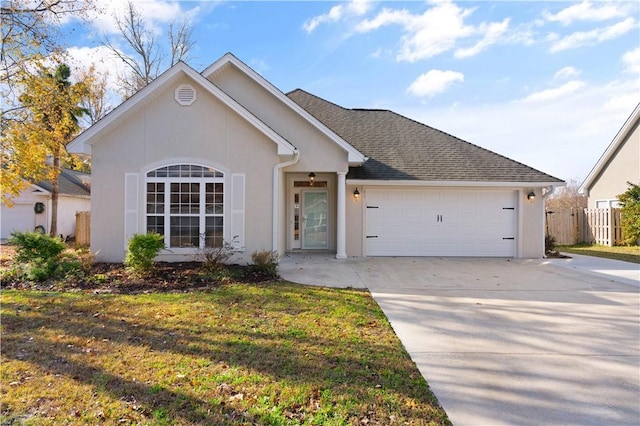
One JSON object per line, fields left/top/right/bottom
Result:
{"left": 301, "top": 190, "right": 328, "bottom": 249}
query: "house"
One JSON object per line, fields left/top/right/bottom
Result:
{"left": 580, "top": 103, "right": 640, "bottom": 208}
{"left": 67, "top": 53, "right": 563, "bottom": 263}
{"left": 1, "top": 169, "right": 91, "bottom": 240}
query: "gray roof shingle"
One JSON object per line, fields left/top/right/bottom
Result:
{"left": 36, "top": 169, "right": 91, "bottom": 197}
{"left": 287, "top": 89, "right": 563, "bottom": 183}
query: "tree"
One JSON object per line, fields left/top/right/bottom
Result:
{"left": 1, "top": 63, "right": 88, "bottom": 236}
{"left": 617, "top": 182, "right": 640, "bottom": 246}
{"left": 78, "top": 65, "right": 113, "bottom": 126}
{"left": 104, "top": 1, "right": 195, "bottom": 97}
{"left": 546, "top": 179, "right": 587, "bottom": 211}
{"left": 1, "top": 0, "right": 93, "bottom": 93}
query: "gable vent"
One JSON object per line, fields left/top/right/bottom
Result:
{"left": 175, "top": 84, "right": 196, "bottom": 106}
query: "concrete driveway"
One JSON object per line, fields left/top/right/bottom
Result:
{"left": 279, "top": 255, "right": 640, "bottom": 425}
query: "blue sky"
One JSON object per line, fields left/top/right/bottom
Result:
{"left": 63, "top": 0, "right": 640, "bottom": 183}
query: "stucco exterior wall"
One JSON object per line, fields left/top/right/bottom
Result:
{"left": 520, "top": 189, "right": 545, "bottom": 258}
{"left": 57, "top": 195, "right": 91, "bottom": 239}
{"left": 587, "top": 123, "right": 640, "bottom": 208}
{"left": 208, "top": 66, "right": 350, "bottom": 174}
{"left": 90, "top": 77, "right": 282, "bottom": 262}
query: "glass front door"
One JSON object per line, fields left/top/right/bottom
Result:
{"left": 302, "top": 190, "right": 328, "bottom": 249}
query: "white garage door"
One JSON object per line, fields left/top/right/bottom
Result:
{"left": 1, "top": 204, "right": 37, "bottom": 239}
{"left": 366, "top": 189, "right": 517, "bottom": 257}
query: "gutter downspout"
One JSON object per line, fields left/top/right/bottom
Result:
{"left": 273, "top": 151, "right": 300, "bottom": 252}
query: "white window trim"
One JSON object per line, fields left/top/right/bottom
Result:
{"left": 144, "top": 165, "right": 226, "bottom": 253}
{"left": 595, "top": 199, "right": 621, "bottom": 208}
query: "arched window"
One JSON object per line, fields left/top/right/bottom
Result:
{"left": 146, "top": 164, "right": 224, "bottom": 248}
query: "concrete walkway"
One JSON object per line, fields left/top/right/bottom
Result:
{"left": 279, "top": 254, "right": 640, "bottom": 425}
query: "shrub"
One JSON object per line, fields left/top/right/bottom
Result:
{"left": 125, "top": 233, "right": 165, "bottom": 274}
{"left": 196, "top": 236, "right": 236, "bottom": 274}
{"left": 617, "top": 182, "right": 640, "bottom": 246}
{"left": 545, "top": 234, "right": 557, "bottom": 254}
{"left": 9, "top": 231, "right": 66, "bottom": 264}
{"left": 8, "top": 232, "right": 66, "bottom": 281}
{"left": 251, "top": 250, "right": 280, "bottom": 277}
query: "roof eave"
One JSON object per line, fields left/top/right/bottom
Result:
{"left": 579, "top": 102, "right": 640, "bottom": 194}
{"left": 346, "top": 179, "right": 565, "bottom": 187}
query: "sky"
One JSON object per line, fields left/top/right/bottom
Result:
{"left": 60, "top": 0, "right": 640, "bottom": 184}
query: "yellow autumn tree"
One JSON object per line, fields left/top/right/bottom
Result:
{"left": 1, "top": 63, "right": 89, "bottom": 236}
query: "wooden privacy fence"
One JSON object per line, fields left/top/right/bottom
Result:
{"left": 75, "top": 211, "right": 90, "bottom": 247}
{"left": 546, "top": 207, "right": 623, "bottom": 246}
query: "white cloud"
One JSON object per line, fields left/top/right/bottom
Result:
{"left": 622, "top": 47, "right": 640, "bottom": 74}
{"left": 522, "top": 80, "right": 586, "bottom": 103}
{"left": 454, "top": 18, "right": 510, "bottom": 59}
{"left": 66, "top": 46, "right": 124, "bottom": 81}
{"left": 554, "top": 66, "right": 581, "bottom": 80}
{"left": 86, "top": 0, "right": 194, "bottom": 36}
{"left": 549, "top": 17, "right": 636, "bottom": 52}
{"left": 397, "top": 77, "right": 637, "bottom": 182}
{"left": 355, "top": 1, "right": 521, "bottom": 62}
{"left": 407, "top": 70, "right": 464, "bottom": 97}
{"left": 544, "top": 1, "right": 628, "bottom": 26}
{"left": 65, "top": 45, "right": 127, "bottom": 107}
{"left": 357, "top": 1, "right": 476, "bottom": 62}
{"left": 303, "top": 0, "right": 372, "bottom": 33}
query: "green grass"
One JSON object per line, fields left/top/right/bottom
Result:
{"left": 558, "top": 244, "right": 640, "bottom": 264}
{"left": 1, "top": 283, "right": 450, "bottom": 425}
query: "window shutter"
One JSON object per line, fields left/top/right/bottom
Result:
{"left": 124, "top": 173, "right": 139, "bottom": 248}
{"left": 231, "top": 174, "right": 245, "bottom": 251}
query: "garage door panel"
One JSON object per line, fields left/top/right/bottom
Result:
{"left": 1, "top": 204, "right": 38, "bottom": 239}
{"left": 365, "top": 189, "right": 516, "bottom": 257}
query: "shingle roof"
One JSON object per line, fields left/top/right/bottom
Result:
{"left": 36, "top": 169, "right": 91, "bottom": 197}
{"left": 287, "top": 89, "right": 563, "bottom": 183}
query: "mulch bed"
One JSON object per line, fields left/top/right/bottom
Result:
{"left": 1, "top": 247, "right": 277, "bottom": 294}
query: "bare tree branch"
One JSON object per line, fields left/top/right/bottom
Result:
{"left": 103, "top": 1, "right": 195, "bottom": 97}
{"left": 169, "top": 18, "right": 195, "bottom": 66}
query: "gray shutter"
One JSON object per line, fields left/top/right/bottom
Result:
{"left": 124, "top": 173, "right": 139, "bottom": 248}
{"left": 231, "top": 174, "right": 245, "bottom": 251}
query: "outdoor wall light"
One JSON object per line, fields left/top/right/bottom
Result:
{"left": 353, "top": 188, "right": 360, "bottom": 201}
{"left": 308, "top": 172, "right": 316, "bottom": 186}
{"left": 527, "top": 189, "right": 536, "bottom": 200}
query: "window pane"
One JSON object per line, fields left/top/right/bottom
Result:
{"left": 168, "top": 165, "right": 180, "bottom": 177}
{"left": 205, "top": 217, "right": 224, "bottom": 247}
{"left": 170, "top": 216, "right": 200, "bottom": 247}
{"left": 147, "top": 216, "right": 164, "bottom": 236}
{"left": 146, "top": 182, "right": 165, "bottom": 215}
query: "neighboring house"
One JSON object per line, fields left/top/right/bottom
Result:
{"left": 580, "top": 103, "right": 640, "bottom": 208}
{"left": 67, "top": 53, "right": 563, "bottom": 263}
{"left": 0, "top": 169, "right": 91, "bottom": 240}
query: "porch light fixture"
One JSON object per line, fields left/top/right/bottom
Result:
{"left": 308, "top": 172, "right": 316, "bottom": 186}
{"left": 527, "top": 189, "right": 536, "bottom": 200}
{"left": 353, "top": 188, "right": 360, "bottom": 201}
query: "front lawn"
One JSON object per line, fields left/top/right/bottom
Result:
{"left": 558, "top": 244, "right": 640, "bottom": 264}
{"left": 1, "top": 284, "right": 450, "bottom": 425}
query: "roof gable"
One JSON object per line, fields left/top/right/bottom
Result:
{"left": 203, "top": 53, "right": 366, "bottom": 166}
{"left": 288, "top": 89, "right": 563, "bottom": 184}
{"left": 580, "top": 103, "right": 640, "bottom": 193}
{"left": 67, "top": 62, "right": 296, "bottom": 156}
